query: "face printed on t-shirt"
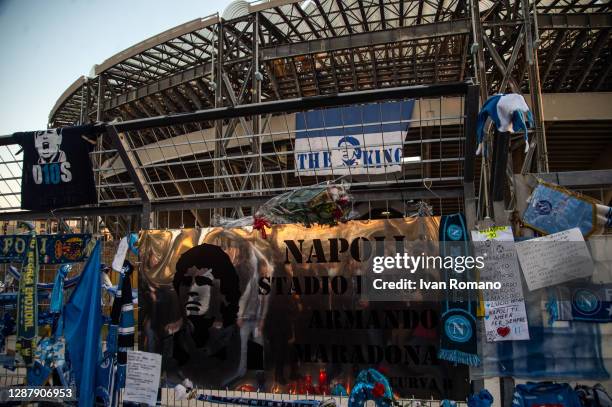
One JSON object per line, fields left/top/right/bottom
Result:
{"left": 34, "top": 130, "right": 64, "bottom": 163}
{"left": 31, "top": 130, "right": 72, "bottom": 185}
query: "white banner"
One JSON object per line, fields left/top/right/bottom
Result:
{"left": 294, "top": 101, "right": 414, "bottom": 176}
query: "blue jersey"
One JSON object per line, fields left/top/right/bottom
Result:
{"left": 513, "top": 382, "right": 582, "bottom": 407}
{"left": 476, "top": 93, "right": 534, "bottom": 155}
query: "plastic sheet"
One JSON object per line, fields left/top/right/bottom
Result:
{"left": 255, "top": 183, "right": 351, "bottom": 227}
{"left": 472, "top": 235, "right": 612, "bottom": 381}
{"left": 212, "top": 183, "right": 353, "bottom": 234}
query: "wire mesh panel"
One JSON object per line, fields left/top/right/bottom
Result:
{"left": 0, "top": 229, "right": 139, "bottom": 390}
{"left": 88, "top": 84, "right": 475, "bottom": 230}
{"left": 0, "top": 145, "right": 25, "bottom": 211}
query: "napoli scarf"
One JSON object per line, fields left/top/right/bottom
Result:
{"left": 96, "top": 260, "right": 135, "bottom": 407}
{"left": 547, "top": 284, "right": 612, "bottom": 323}
{"left": 16, "top": 233, "right": 38, "bottom": 366}
{"left": 438, "top": 213, "right": 480, "bottom": 366}
{"left": 114, "top": 261, "right": 135, "bottom": 389}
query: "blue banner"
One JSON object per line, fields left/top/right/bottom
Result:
{"left": 0, "top": 234, "right": 91, "bottom": 264}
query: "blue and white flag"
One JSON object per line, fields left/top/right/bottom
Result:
{"left": 294, "top": 101, "right": 414, "bottom": 176}
{"left": 63, "top": 240, "right": 102, "bottom": 406}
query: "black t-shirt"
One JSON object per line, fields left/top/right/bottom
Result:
{"left": 14, "top": 125, "right": 98, "bottom": 210}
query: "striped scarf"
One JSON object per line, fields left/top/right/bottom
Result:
{"left": 112, "top": 260, "right": 134, "bottom": 389}
{"left": 96, "top": 260, "right": 134, "bottom": 407}
{"left": 438, "top": 213, "right": 480, "bottom": 366}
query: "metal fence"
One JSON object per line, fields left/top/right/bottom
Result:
{"left": 0, "top": 82, "right": 479, "bottom": 234}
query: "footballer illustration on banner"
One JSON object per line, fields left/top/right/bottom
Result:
{"left": 34, "top": 130, "right": 67, "bottom": 164}
{"left": 15, "top": 125, "right": 98, "bottom": 210}
{"left": 32, "top": 129, "right": 71, "bottom": 185}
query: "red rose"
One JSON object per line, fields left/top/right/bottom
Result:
{"left": 372, "top": 382, "right": 385, "bottom": 398}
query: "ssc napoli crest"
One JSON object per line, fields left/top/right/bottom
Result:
{"left": 534, "top": 200, "right": 552, "bottom": 215}
{"left": 573, "top": 289, "right": 600, "bottom": 315}
{"left": 446, "top": 224, "right": 464, "bottom": 241}
{"left": 444, "top": 314, "right": 472, "bottom": 343}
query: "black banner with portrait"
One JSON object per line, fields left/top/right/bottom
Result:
{"left": 14, "top": 126, "right": 97, "bottom": 210}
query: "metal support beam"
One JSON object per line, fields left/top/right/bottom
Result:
{"left": 107, "top": 124, "right": 154, "bottom": 228}
{"left": 96, "top": 74, "right": 105, "bottom": 121}
{"left": 482, "top": 33, "right": 522, "bottom": 93}
{"left": 576, "top": 29, "right": 610, "bottom": 91}
{"left": 463, "top": 83, "right": 479, "bottom": 229}
{"left": 252, "top": 12, "right": 263, "bottom": 199}
{"left": 553, "top": 30, "right": 588, "bottom": 92}
{"left": 499, "top": 28, "right": 525, "bottom": 92}
{"left": 104, "top": 62, "right": 214, "bottom": 110}
{"left": 523, "top": 0, "right": 548, "bottom": 173}
{"left": 536, "top": 169, "right": 612, "bottom": 187}
{"left": 469, "top": 0, "right": 488, "bottom": 102}
{"left": 214, "top": 21, "right": 224, "bottom": 213}
{"left": 536, "top": 12, "right": 612, "bottom": 30}
{"left": 541, "top": 29, "right": 567, "bottom": 84}
{"left": 0, "top": 81, "right": 473, "bottom": 145}
{"left": 595, "top": 55, "right": 612, "bottom": 91}
{"left": 261, "top": 19, "right": 472, "bottom": 60}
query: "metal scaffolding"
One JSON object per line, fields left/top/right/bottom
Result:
{"left": 0, "top": 81, "right": 479, "bottom": 234}
{"left": 0, "top": 0, "right": 610, "bottom": 233}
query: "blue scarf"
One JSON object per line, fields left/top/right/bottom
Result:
{"left": 438, "top": 214, "right": 480, "bottom": 366}
{"left": 50, "top": 264, "right": 71, "bottom": 313}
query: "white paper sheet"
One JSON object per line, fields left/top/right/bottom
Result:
{"left": 123, "top": 350, "right": 162, "bottom": 406}
{"left": 472, "top": 226, "right": 530, "bottom": 342}
{"left": 111, "top": 236, "right": 129, "bottom": 272}
{"left": 515, "top": 227, "right": 594, "bottom": 291}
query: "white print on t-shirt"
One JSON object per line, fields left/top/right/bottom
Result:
{"left": 32, "top": 130, "right": 72, "bottom": 185}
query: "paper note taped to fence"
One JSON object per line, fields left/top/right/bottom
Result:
{"left": 472, "top": 226, "right": 529, "bottom": 342}
{"left": 124, "top": 350, "right": 162, "bottom": 406}
{"left": 515, "top": 228, "right": 593, "bottom": 291}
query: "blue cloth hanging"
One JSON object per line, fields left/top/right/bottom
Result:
{"left": 50, "top": 264, "right": 71, "bottom": 313}
{"left": 476, "top": 94, "right": 534, "bottom": 155}
{"left": 63, "top": 240, "right": 103, "bottom": 407}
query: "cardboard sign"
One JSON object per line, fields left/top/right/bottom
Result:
{"left": 123, "top": 351, "right": 162, "bottom": 406}
{"left": 472, "top": 227, "right": 529, "bottom": 342}
{"left": 515, "top": 228, "right": 593, "bottom": 291}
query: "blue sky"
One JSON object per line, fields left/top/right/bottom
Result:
{"left": 0, "top": 0, "right": 234, "bottom": 136}
{"left": 0, "top": 0, "right": 234, "bottom": 208}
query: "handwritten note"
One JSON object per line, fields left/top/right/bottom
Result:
{"left": 472, "top": 226, "right": 530, "bottom": 342}
{"left": 515, "top": 228, "right": 594, "bottom": 291}
{"left": 123, "top": 351, "right": 162, "bottom": 406}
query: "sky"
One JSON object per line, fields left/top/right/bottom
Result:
{"left": 0, "top": 0, "right": 234, "bottom": 208}
{"left": 0, "top": 0, "right": 235, "bottom": 136}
